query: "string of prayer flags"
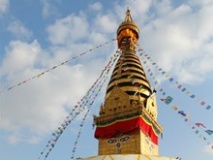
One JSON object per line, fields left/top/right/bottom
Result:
{"left": 1, "top": 39, "right": 116, "bottom": 95}
{"left": 70, "top": 57, "right": 118, "bottom": 159}
{"left": 70, "top": 109, "right": 90, "bottom": 160}
{"left": 37, "top": 49, "right": 120, "bottom": 160}
{"left": 39, "top": 76, "right": 103, "bottom": 160}
{"left": 137, "top": 47, "right": 213, "bottom": 112}
{"left": 140, "top": 59, "right": 213, "bottom": 148}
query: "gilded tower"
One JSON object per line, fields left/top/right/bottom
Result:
{"left": 94, "top": 9, "right": 163, "bottom": 156}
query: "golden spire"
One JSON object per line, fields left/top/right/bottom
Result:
{"left": 117, "top": 8, "right": 140, "bottom": 48}
{"left": 107, "top": 8, "right": 151, "bottom": 101}
{"left": 94, "top": 8, "right": 162, "bottom": 156}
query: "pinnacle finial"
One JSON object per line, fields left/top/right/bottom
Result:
{"left": 127, "top": 7, "right": 130, "bottom": 13}
{"left": 124, "top": 7, "right": 133, "bottom": 22}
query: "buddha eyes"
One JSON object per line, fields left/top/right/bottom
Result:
{"left": 107, "top": 135, "right": 130, "bottom": 144}
{"left": 108, "top": 138, "right": 117, "bottom": 144}
{"left": 120, "top": 135, "right": 130, "bottom": 142}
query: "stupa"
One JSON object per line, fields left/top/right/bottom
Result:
{"left": 82, "top": 8, "right": 176, "bottom": 160}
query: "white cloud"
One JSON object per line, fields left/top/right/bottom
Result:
{"left": 189, "top": 0, "right": 213, "bottom": 6}
{"left": 47, "top": 13, "right": 89, "bottom": 45}
{"left": 1, "top": 40, "right": 40, "bottom": 76}
{"left": 89, "top": 2, "right": 103, "bottom": 11}
{"left": 196, "top": 5, "right": 213, "bottom": 41}
{"left": 7, "top": 20, "right": 33, "bottom": 40}
{"left": 0, "top": 32, "right": 113, "bottom": 144}
{"left": 139, "top": 1, "right": 213, "bottom": 83}
{"left": 125, "top": 0, "right": 153, "bottom": 17}
{"left": 113, "top": 0, "right": 153, "bottom": 27}
{"left": 0, "top": 0, "right": 9, "bottom": 14}
{"left": 1, "top": 5, "right": 118, "bottom": 144}
{"left": 93, "top": 14, "right": 117, "bottom": 34}
{"left": 40, "top": 0, "right": 59, "bottom": 18}
{"left": 0, "top": 43, "right": 100, "bottom": 144}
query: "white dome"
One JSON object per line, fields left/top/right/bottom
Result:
{"left": 82, "top": 154, "right": 176, "bottom": 160}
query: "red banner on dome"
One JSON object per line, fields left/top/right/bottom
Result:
{"left": 94, "top": 116, "right": 159, "bottom": 145}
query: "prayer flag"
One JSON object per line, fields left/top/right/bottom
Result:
{"left": 131, "top": 78, "right": 137, "bottom": 85}
{"left": 134, "top": 83, "right": 141, "bottom": 87}
{"left": 195, "top": 130, "right": 199, "bottom": 134}
{"left": 8, "top": 87, "right": 13, "bottom": 90}
{"left": 185, "top": 91, "right": 190, "bottom": 94}
{"left": 160, "top": 98, "right": 166, "bottom": 101}
{"left": 172, "top": 106, "right": 179, "bottom": 110}
{"left": 169, "top": 78, "right": 174, "bottom": 82}
{"left": 165, "top": 74, "right": 170, "bottom": 78}
{"left": 190, "top": 95, "right": 195, "bottom": 98}
{"left": 195, "top": 123, "right": 206, "bottom": 128}
{"left": 206, "top": 105, "right": 211, "bottom": 110}
{"left": 205, "top": 130, "right": 213, "bottom": 135}
{"left": 123, "top": 66, "right": 130, "bottom": 72}
{"left": 200, "top": 101, "right": 205, "bottom": 106}
{"left": 178, "top": 110, "right": 186, "bottom": 117}
{"left": 177, "top": 84, "right": 182, "bottom": 89}
{"left": 165, "top": 96, "right": 173, "bottom": 104}
{"left": 182, "top": 88, "right": 186, "bottom": 92}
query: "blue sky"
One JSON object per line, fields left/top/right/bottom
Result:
{"left": 0, "top": 0, "right": 213, "bottom": 160}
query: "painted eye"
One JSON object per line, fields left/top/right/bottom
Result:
{"left": 120, "top": 135, "right": 130, "bottom": 142}
{"left": 107, "top": 138, "right": 117, "bottom": 144}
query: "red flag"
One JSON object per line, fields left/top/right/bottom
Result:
{"left": 195, "top": 122, "right": 206, "bottom": 128}
{"left": 160, "top": 98, "right": 166, "bottom": 101}
{"left": 123, "top": 66, "right": 130, "bottom": 72}
{"left": 200, "top": 101, "right": 205, "bottom": 106}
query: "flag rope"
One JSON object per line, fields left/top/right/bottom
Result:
{"left": 136, "top": 46, "right": 212, "bottom": 113}
{"left": 70, "top": 51, "right": 120, "bottom": 160}
{"left": 138, "top": 51, "right": 213, "bottom": 149}
{"left": 37, "top": 49, "right": 121, "bottom": 160}
{"left": 1, "top": 39, "right": 116, "bottom": 95}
